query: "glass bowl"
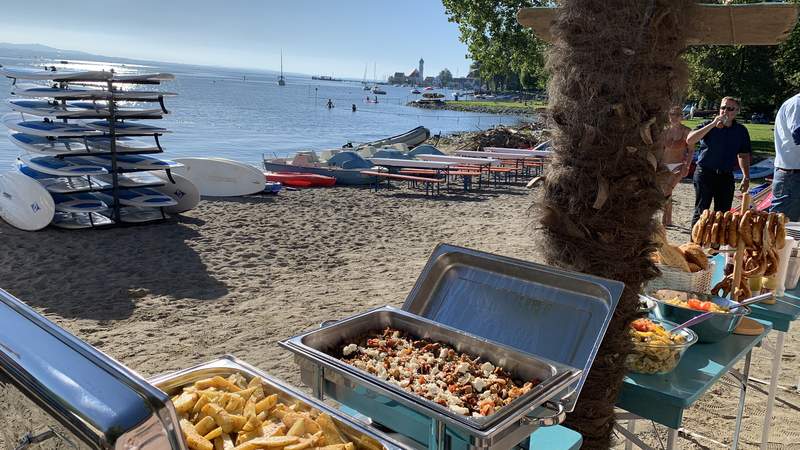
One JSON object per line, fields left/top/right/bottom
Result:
{"left": 625, "top": 318, "right": 698, "bottom": 375}
{"left": 647, "top": 288, "right": 750, "bottom": 343}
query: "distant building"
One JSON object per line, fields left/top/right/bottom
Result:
{"left": 418, "top": 58, "right": 424, "bottom": 84}
{"left": 423, "top": 76, "right": 435, "bottom": 86}
{"left": 407, "top": 69, "right": 420, "bottom": 85}
{"left": 388, "top": 71, "right": 407, "bottom": 84}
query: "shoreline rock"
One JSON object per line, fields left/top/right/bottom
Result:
{"left": 407, "top": 100, "right": 543, "bottom": 116}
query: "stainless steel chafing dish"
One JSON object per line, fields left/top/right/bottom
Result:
{"left": 281, "top": 244, "right": 624, "bottom": 450}
{"left": 0, "top": 289, "right": 402, "bottom": 450}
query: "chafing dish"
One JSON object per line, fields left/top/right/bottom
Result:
{"left": 0, "top": 288, "right": 402, "bottom": 450}
{"left": 282, "top": 244, "right": 624, "bottom": 450}
{"left": 149, "top": 355, "right": 405, "bottom": 450}
{"left": 0, "top": 288, "right": 185, "bottom": 450}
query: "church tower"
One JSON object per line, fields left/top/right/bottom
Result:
{"left": 418, "top": 58, "right": 424, "bottom": 84}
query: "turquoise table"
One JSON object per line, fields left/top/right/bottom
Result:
{"left": 710, "top": 254, "right": 800, "bottom": 449}
{"left": 616, "top": 320, "right": 771, "bottom": 450}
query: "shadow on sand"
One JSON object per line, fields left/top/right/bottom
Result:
{"left": 0, "top": 218, "right": 228, "bottom": 321}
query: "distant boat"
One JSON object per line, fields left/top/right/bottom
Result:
{"left": 263, "top": 151, "right": 377, "bottom": 185}
{"left": 371, "top": 86, "right": 386, "bottom": 95}
{"left": 423, "top": 86, "right": 433, "bottom": 91}
{"left": 278, "top": 50, "right": 286, "bottom": 86}
{"left": 312, "top": 75, "right": 342, "bottom": 82}
{"left": 410, "top": 89, "right": 421, "bottom": 94}
{"left": 351, "top": 126, "right": 430, "bottom": 149}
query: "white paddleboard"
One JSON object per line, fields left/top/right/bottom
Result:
{"left": 70, "top": 101, "right": 164, "bottom": 118}
{"left": 8, "top": 99, "right": 164, "bottom": 119}
{"left": 12, "top": 84, "right": 109, "bottom": 99}
{"left": 84, "top": 154, "right": 181, "bottom": 171}
{"left": 96, "top": 172, "right": 165, "bottom": 188}
{"left": 3, "top": 114, "right": 101, "bottom": 137}
{"left": 85, "top": 136, "right": 161, "bottom": 153}
{"left": 172, "top": 157, "right": 265, "bottom": 197}
{"left": 51, "top": 193, "right": 108, "bottom": 213}
{"left": 95, "top": 188, "right": 177, "bottom": 208}
{"left": 1, "top": 66, "right": 112, "bottom": 82}
{"left": 52, "top": 211, "right": 113, "bottom": 229}
{"left": 18, "top": 164, "right": 110, "bottom": 193}
{"left": 102, "top": 207, "right": 166, "bottom": 223}
{"left": 19, "top": 155, "right": 109, "bottom": 177}
{"left": 150, "top": 171, "right": 200, "bottom": 213}
{"left": 83, "top": 120, "right": 170, "bottom": 135}
{"left": 9, "top": 132, "right": 89, "bottom": 156}
{"left": 0, "top": 171, "right": 56, "bottom": 231}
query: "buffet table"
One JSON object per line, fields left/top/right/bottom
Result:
{"left": 615, "top": 320, "right": 771, "bottom": 450}
{"left": 709, "top": 254, "right": 800, "bottom": 450}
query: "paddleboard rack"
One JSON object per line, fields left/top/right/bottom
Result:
{"left": 2, "top": 65, "right": 178, "bottom": 229}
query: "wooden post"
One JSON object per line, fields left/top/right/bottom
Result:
{"left": 731, "top": 193, "right": 751, "bottom": 301}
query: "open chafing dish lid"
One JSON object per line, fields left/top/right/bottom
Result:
{"left": 401, "top": 244, "right": 624, "bottom": 412}
{"left": 0, "top": 288, "right": 186, "bottom": 450}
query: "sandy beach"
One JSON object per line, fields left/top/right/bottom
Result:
{"left": 1, "top": 175, "right": 798, "bottom": 449}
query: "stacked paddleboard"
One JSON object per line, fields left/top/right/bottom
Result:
{"left": 0, "top": 65, "right": 199, "bottom": 230}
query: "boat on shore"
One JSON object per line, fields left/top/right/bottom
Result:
{"left": 349, "top": 126, "right": 430, "bottom": 149}
{"left": 262, "top": 150, "right": 378, "bottom": 185}
{"left": 265, "top": 172, "right": 335, "bottom": 188}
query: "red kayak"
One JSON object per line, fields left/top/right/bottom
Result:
{"left": 264, "top": 172, "right": 336, "bottom": 188}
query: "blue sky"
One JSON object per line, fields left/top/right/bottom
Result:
{"left": 0, "top": 0, "right": 473, "bottom": 80}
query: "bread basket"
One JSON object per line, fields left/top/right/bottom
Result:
{"left": 648, "top": 260, "right": 716, "bottom": 293}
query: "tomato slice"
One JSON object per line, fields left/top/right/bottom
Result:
{"left": 698, "top": 301, "right": 714, "bottom": 312}
{"left": 687, "top": 298, "right": 703, "bottom": 311}
{"left": 631, "top": 318, "right": 652, "bottom": 332}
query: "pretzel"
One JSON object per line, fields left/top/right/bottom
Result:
{"left": 692, "top": 211, "right": 708, "bottom": 244}
{"left": 710, "top": 223, "right": 721, "bottom": 246}
{"left": 728, "top": 212, "right": 740, "bottom": 247}
{"left": 742, "top": 251, "right": 765, "bottom": 278}
{"left": 711, "top": 275, "right": 733, "bottom": 298}
{"left": 752, "top": 213, "right": 764, "bottom": 247}
{"left": 739, "top": 210, "right": 754, "bottom": 247}
{"left": 775, "top": 212, "right": 786, "bottom": 249}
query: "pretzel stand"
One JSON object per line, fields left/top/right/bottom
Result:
{"left": 692, "top": 193, "right": 791, "bottom": 335}
{"left": 730, "top": 194, "right": 764, "bottom": 335}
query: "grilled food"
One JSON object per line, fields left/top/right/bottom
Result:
{"left": 339, "top": 327, "right": 538, "bottom": 417}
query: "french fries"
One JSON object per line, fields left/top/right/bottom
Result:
{"left": 173, "top": 372, "right": 369, "bottom": 450}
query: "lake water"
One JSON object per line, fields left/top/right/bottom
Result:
{"left": 0, "top": 55, "right": 527, "bottom": 169}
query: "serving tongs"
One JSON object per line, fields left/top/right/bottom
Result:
{"left": 670, "top": 292, "right": 772, "bottom": 334}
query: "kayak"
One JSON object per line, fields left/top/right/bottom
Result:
{"left": 264, "top": 172, "right": 336, "bottom": 188}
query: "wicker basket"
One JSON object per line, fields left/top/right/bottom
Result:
{"left": 647, "top": 260, "right": 716, "bottom": 293}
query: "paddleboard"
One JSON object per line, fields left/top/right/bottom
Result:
{"left": 96, "top": 172, "right": 165, "bottom": 188}
{"left": 9, "top": 133, "right": 159, "bottom": 156}
{"left": 3, "top": 114, "right": 100, "bottom": 137}
{"left": 95, "top": 188, "right": 177, "bottom": 208}
{"left": 8, "top": 99, "right": 164, "bottom": 119}
{"left": 0, "top": 171, "right": 56, "bottom": 231}
{"left": 172, "top": 157, "right": 266, "bottom": 197}
{"left": 19, "top": 155, "right": 109, "bottom": 177}
{"left": 9, "top": 132, "right": 89, "bottom": 156}
{"left": 83, "top": 120, "right": 169, "bottom": 135}
{"left": 1, "top": 66, "right": 112, "bottom": 82}
{"left": 52, "top": 211, "right": 113, "bottom": 229}
{"left": 12, "top": 84, "right": 108, "bottom": 99}
{"left": 84, "top": 154, "right": 181, "bottom": 171}
{"left": 150, "top": 171, "right": 200, "bottom": 213}
{"left": 51, "top": 193, "right": 108, "bottom": 213}
{"left": 101, "top": 207, "right": 166, "bottom": 223}
{"left": 111, "top": 73, "right": 175, "bottom": 83}
{"left": 70, "top": 101, "right": 164, "bottom": 118}
{"left": 18, "top": 164, "right": 110, "bottom": 193}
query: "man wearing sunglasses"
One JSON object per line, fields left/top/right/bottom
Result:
{"left": 771, "top": 93, "right": 800, "bottom": 221}
{"left": 687, "top": 96, "right": 752, "bottom": 226}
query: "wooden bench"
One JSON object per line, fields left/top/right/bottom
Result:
{"left": 360, "top": 170, "right": 445, "bottom": 195}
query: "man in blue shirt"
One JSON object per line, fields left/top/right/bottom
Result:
{"left": 687, "top": 96, "right": 752, "bottom": 226}
{"left": 771, "top": 93, "right": 800, "bottom": 220}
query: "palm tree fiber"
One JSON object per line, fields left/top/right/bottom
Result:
{"left": 540, "top": 1, "right": 690, "bottom": 448}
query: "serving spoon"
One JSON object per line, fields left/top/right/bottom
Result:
{"left": 670, "top": 292, "right": 773, "bottom": 334}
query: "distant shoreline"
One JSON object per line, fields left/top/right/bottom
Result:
{"left": 407, "top": 100, "right": 544, "bottom": 116}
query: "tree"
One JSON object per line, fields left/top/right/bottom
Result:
{"left": 541, "top": 1, "right": 691, "bottom": 448}
{"left": 442, "top": 0, "right": 554, "bottom": 90}
{"left": 438, "top": 68, "right": 453, "bottom": 86}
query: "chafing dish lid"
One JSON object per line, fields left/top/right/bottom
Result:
{"left": 401, "top": 244, "right": 623, "bottom": 411}
{"left": 0, "top": 289, "right": 185, "bottom": 449}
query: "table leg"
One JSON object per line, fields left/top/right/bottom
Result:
{"left": 760, "top": 331, "right": 786, "bottom": 450}
{"left": 666, "top": 428, "right": 677, "bottom": 450}
{"left": 733, "top": 350, "right": 753, "bottom": 450}
{"left": 624, "top": 419, "right": 636, "bottom": 450}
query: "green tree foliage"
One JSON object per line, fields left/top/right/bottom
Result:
{"left": 441, "top": 0, "right": 554, "bottom": 91}
{"left": 438, "top": 68, "right": 454, "bottom": 86}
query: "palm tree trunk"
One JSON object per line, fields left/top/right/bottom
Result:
{"left": 540, "top": 1, "right": 690, "bottom": 448}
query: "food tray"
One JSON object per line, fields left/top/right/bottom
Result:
{"left": 281, "top": 307, "right": 579, "bottom": 450}
{"left": 149, "top": 355, "right": 404, "bottom": 450}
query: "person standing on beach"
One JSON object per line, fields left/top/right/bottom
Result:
{"left": 661, "top": 106, "right": 692, "bottom": 227}
{"left": 686, "top": 96, "right": 752, "bottom": 226}
{"left": 771, "top": 92, "right": 800, "bottom": 220}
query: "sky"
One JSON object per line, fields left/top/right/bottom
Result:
{"left": 0, "top": 0, "right": 473, "bottom": 80}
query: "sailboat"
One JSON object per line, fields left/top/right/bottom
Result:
{"left": 277, "top": 50, "right": 286, "bottom": 86}
{"left": 362, "top": 63, "right": 370, "bottom": 90}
